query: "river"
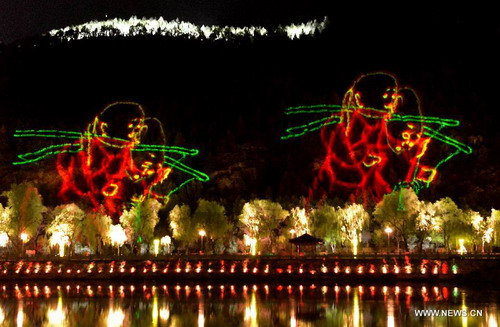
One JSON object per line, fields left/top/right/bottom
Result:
{"left": 0, "top": 281, "right": 497, "bottom": 326}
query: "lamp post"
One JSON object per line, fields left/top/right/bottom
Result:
{"left": 384, "top": 227, "right": 393, "bottom": 254}
{"left": 289, "top": 229, "right": 296, "bottom": 254}
{"left": 199, "top": 230, "right": 206, "bottom": 254}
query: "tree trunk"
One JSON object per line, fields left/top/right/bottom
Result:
{"left": 417, "top": 240, "right": 424, "bottom": 254}
{"left": 402, "top": 235, "right": 409, "bottom": 252}
{"left": 270, "top": 234, "right": 274, "bottom": 254}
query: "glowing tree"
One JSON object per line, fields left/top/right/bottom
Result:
{"left": 46, "top": 203, "right": 112, "bottom": 256}
{"left": 0, "top": 183, "right": 46, "bottom": 255}
{"left": 46, "top": 203, "right": 85, "bottom": 256}
{"left": 373, "top": 188, "right": 420, "bottom": 252}
{"left": 193, "top": 199, "right": 232, "bottom": 253}
{"left": 79, "top": 208, "right": 113, "bottom": 254}
{"left": 239, "top": 202, "right": 261, "bottom": 254}
{"left": 432, "top": 197, "right": 469, "bottom": 251}
{"left": 468, "top": 210, "right": 496, "bottom": 253}
{"left": 109, "top": 224, "right": 128, "bottom": 255}
{"left": 492, "top": 209, "right": 500, "bottom": 246}
{"left": 282, "top": 72, "right": 472, "bottom": 204}
{"left": 0, "top": 205, "right": 12, "bottom": 248}
{"left": 239, "top": 200, "right": 289, "bottom": 254}
{"left": 160, "top": 235, "right": 172, "bottom": 254}
{"left": 0, "top": 231, "right": 8, "bottom": 248}
{"left": 169, "top": 204, "right": 195, "bottom": 249}
{"left": 310, "top": 205, "right": 340, "bottom": 252}
{"left": 120, "top": 198, "right": 161, "bottom": 248}
{"left": 414, "top": 201, "right": 441, "bottom": 251}
{"left": 337, "top": 204, "right": 369, "bottom": 255}
{"left": 13, "top": 102, "right": 209, "bottom": 221}
{"left": 289, "top": 207, "right": 310, "bottom": 236}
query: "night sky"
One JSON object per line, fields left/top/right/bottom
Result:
{"left": 0, "top": 3, "right": 499, "bottom": 213}
{"left": 0, "top": 0, "right": 328, "bottom": 43}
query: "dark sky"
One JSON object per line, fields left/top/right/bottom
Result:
{"left": 1, "top": 2, "right": 499, "bottom": 210}
{"left": 0, "top": 0, "right": 328, "bottom": 43}
{"left": 1, "top": 1, "right": 498, "bottom": 51}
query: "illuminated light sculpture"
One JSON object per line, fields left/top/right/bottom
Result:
{"left": 198, "top": 229, "right": 206, "bottom": 253}
{"left": 153, "top": 239, "right": 160, "bottom": 257}
{"left": 458, "top": 239, "right": 467, "bottom": 255}
{"left": 385, "top": 226, "right": 393, "bottom": 254}
{"left": 20, "top": 232, "right": 29, "bottom": 243}
{"left": 109, "top": 224, "right": 127, "bottom": 255}
{"left": 160, "top": 235, "right": 172, "bottom": 254}
{"left": 243, "top": 234, "right": 257, "bottom": 256}
{"left": 49, "top": 231, "right": 69, "bottom": 257}
{"left": 282, "top": 72, "right": 472, "bottom": 203}
{"left": 0, "top": 232, "right": 8, "bottom": 247}
{"left": 13, "top": 102, "right": 209, "bottom": 220}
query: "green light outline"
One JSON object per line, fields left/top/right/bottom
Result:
{"left": 282, "top": 103, "right": 472, "bottom": 193}
{"left": 13, "top": 128, "right": 210, "bottom": 195}
{"left": 13, "top": 143, "right": 83, "bottom": 165}
{"left": 163, "top": 155, "right": 209, "bottom": 182}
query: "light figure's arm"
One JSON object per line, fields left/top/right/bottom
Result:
{"left": 162, "top": 155, "right": 210, "bottom": 196}
{"left": 13, "top": 143, "right": 83, "bottom": 165}
{"left": 282, "top": 105, "right": 346, "bottom": 139}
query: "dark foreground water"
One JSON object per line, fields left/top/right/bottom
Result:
{"left": 0, "top": 282, "right": 497, "bottom": 326}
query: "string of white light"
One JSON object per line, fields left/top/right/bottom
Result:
{"left": 46, "top": 16, "right": 328, "bottom": 41}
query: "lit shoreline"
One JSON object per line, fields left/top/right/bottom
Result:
{"left": 2, "top": 253, "right": 497, "bottom": 282}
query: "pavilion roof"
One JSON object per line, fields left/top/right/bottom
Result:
{"left": 289, "top": 233, "right": 324, "bottom": 245}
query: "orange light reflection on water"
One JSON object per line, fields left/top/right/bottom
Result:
{"left": 0, "top": 283, "right": 495, "bottom": 326}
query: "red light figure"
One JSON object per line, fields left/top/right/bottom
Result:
{"left": 311, "top": 73, "right": 433, "bottom": 204}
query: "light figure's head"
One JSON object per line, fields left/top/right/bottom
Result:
{"left": 131, "top": 117, "right": 171, "bottom": 186}
{"left": 90, "top": 102, "right": 146, "bottom": 147}
{"left": 350, "top": 73, "right": 401, "bottom": 116}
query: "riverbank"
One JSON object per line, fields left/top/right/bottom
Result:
{"left": 2, "top": 254, "right": 499, "bottom": 284}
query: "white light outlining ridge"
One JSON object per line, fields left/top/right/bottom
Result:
{"left": 46, "top": 16, "right": 328, "bottom": 42}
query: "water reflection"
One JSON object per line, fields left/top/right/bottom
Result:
{"left": 107, "top": 307, "right": 125, "bottom": 327}
{"left": 16, "top": 301, "right": 23, "bottom": 327}
{"left": 0, "top": 282, "right": 497, "bottom": 326}
{"left": 47, "top": 296, "right": 65, "bottom": 326}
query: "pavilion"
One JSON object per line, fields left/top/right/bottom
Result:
{"left": 289, "top": 233, "right": 324, "bottom": 254}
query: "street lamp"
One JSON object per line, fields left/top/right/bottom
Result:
{"left": 198, "top": 230, "right": 206, "bottom": 254}
{"left": 384, "top": 226, "right": 393, "bottom": 254}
